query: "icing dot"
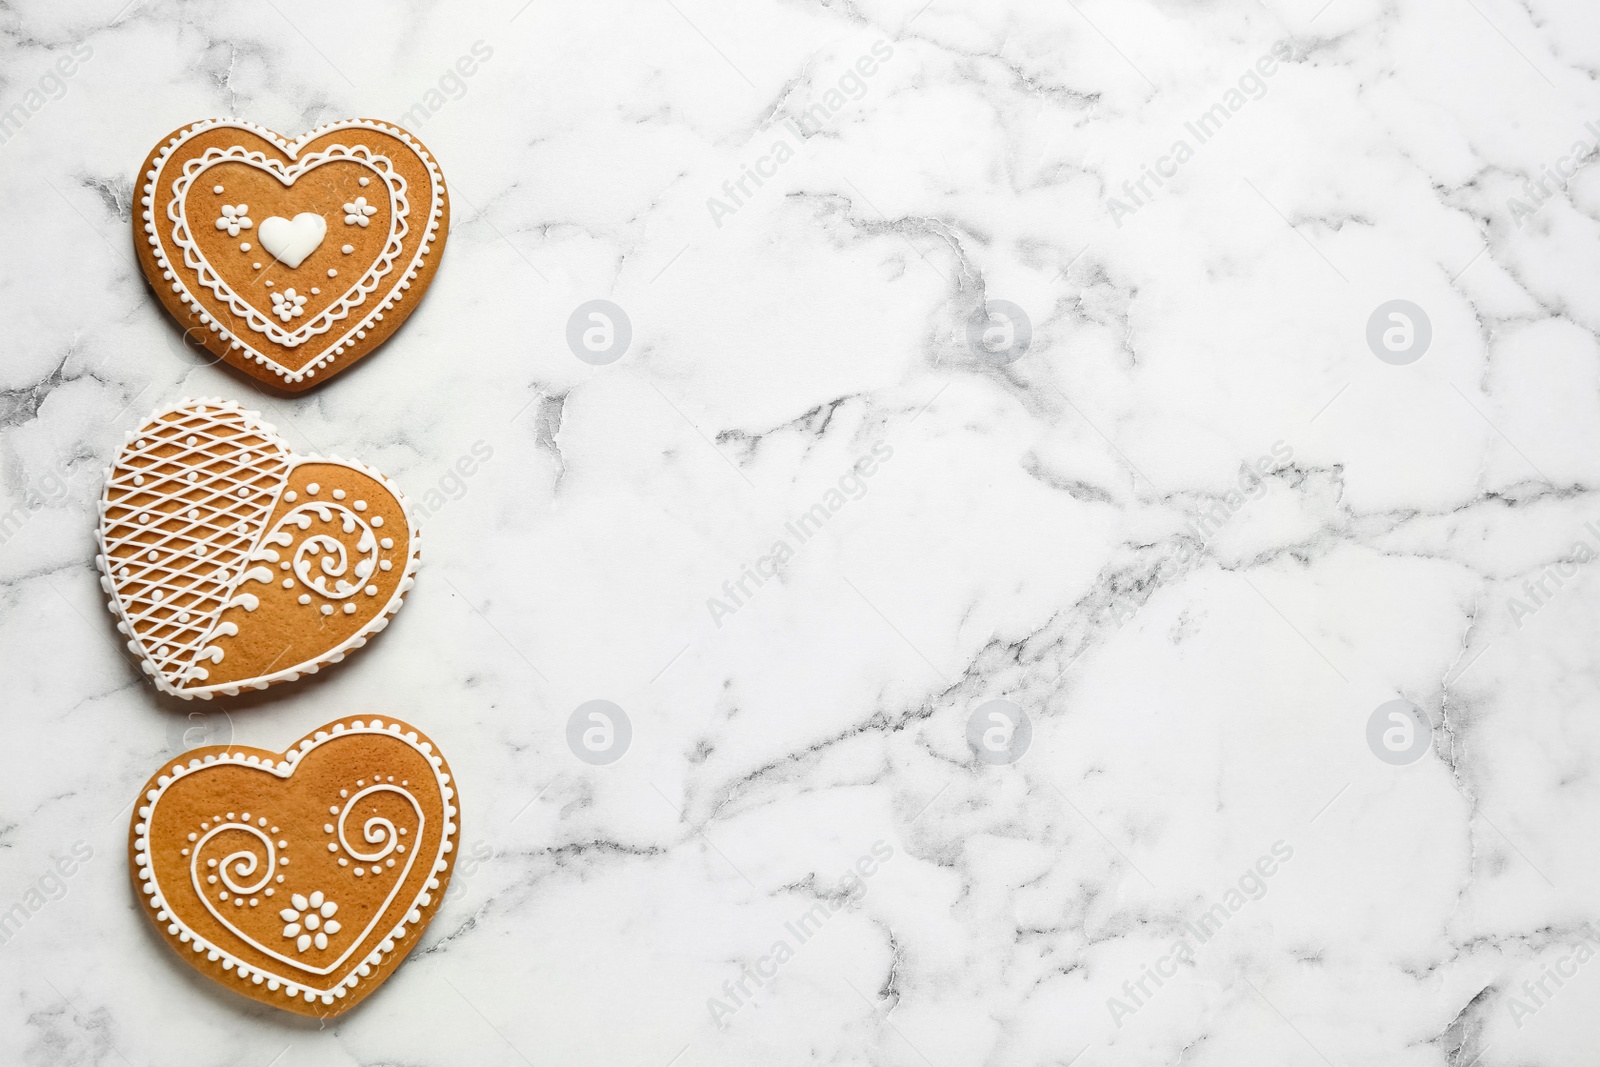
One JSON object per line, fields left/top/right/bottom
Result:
{"left": 338, "top": 858, "right": 348, "bottom": 866}
{"left": 240, "top": 242, "right": 251, "bottom": 252}
{"left": 341, "top": 244, "right": 354, "bottom": 255}
{"left": 265, "top": 280, "right": 274, "bottom": 288}
{"left": 340, "top": 790, "right": 348, "bottom": 797}
{"left": 284, "top": 491, "right": 297, "bottom": 502}
{"left": 311, "top": 287, "right": 320, "bottom": 295}
{"left": 328, "top": 843, "right": 338, "bottom": 853}
{"left": 325, "top": 824, "right": 334, "bottom": 833}
{"left": 365, "top": 586, "right": 377, "bottom": 596}
{"left": 371, "top": 517, "right": 383, "bottom": 527}
{"left": 297, "top": 594, "right": 311, "bottom": 606}
{"left": 343, "top": 603, "right": 356, "bottom": 615}
{"left": 282, "top": 579, "right": 294, "bottom": 589}
{"left": 355, "top": 500, "right": 367, "bottom": 511}
{"left": 358, "top": 177, "right": 369, "bottom": 186}
{"left": 327, "top": 269, "right": 338, "bottom": 277}
{"left": 320, "top": 604, "right": 333, "bottom": 616}
{"left": 379, "top": 560, "right": 392, "bottom": 571}
{"left": 330, "top": 806, "right": 339, "bottom": 814}
{"left": 187, "top": 833, "right": 197, "bottom": 842}
{"left": 212, "top": 184, "right": 224, "bottom": 194}
{"left": 280, "top": 561, "right": 290, "bottom": 570}
{"left": 186, "top": 436, "right": 196, "bottom": 446}
{"left": 380, "top": 538, "right": 393, "bottom": 549}
{"left": 355, "top": 869, "right": 364, "bottom": 877}
{"left": 252, "top": 262, "right": 262, "bottom": 269}
{"left": 307, "top": 483, "right": 320, "bottom": 495}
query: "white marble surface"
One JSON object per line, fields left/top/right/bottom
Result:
{"left": 4, "top": 0, "right": 1600, "bottom": 1063}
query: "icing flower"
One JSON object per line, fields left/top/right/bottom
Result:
{"left": 342, "top": 196, "right": 378, "bottom": 227}
{"left": 215, "top": 204, "right": 252, "bottom": 237}
{"left": 270, "top": 287, "right": 308, "bottom": 322}
{"left": 280, "top": 890, "right": 340, "bottom": 952}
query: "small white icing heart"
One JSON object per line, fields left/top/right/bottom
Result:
{"left": 258, "top": 213, "right": 327, "bottom": 269}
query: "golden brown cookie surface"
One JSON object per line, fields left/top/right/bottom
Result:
{"left": 135, "top": 118, "right": 449, "bottom": 391}
{"left": 95, "top": 398, "right": 420, "bottom": 699}
{"left": 130, "top": 716, "right": 459, "bottom": 1017}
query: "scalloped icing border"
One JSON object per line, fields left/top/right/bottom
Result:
{"left": 138, "top": 118, "right": 447, "bottom": 386}
{"left": 94, "top": 396, "right": 422, "bottom": 701}
{"left": 130, "top": 717, "right": 458, "bottom": 1010}
{"left": 168, "top": 143, "right": 410, "bottom": 349}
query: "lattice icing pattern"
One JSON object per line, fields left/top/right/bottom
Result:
{"left": 96, "top": 398, "right": 420, "bottom": 699}
{"left": 98, "top": 401, "right": 290, "bottom": 686}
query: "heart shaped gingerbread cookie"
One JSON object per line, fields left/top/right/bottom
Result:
{"left": 96, "top": 398, "right": 420, "bottom": 699}
{"left": 130, "top": 716, "right": 459, "bottom": 1016}
{"left": 135, "top": 118, "right": 449, "bottom": 390}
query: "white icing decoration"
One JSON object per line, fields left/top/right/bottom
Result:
{"left": 341, "top": 244, "right": 354, "bottom": 255}
{"left": 142, "top": 119, "right": 446, "bottom": 384}
{"left": 258, "top": 213, "right": 327, "bottom": 269}
{"left": 342, "top": 196, "right": 377, "bottom": 226}
{"left": 134, "top": 720, "right": 453, "bottom": 1002}
{"left": 94, "top": 398, "right": 421, "bottom": 700}
{"left": 270, "top": 287, "right": 308, "bottom": 322}
{"left": 215, "top": 204, "right": 252, "bottom": 237}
